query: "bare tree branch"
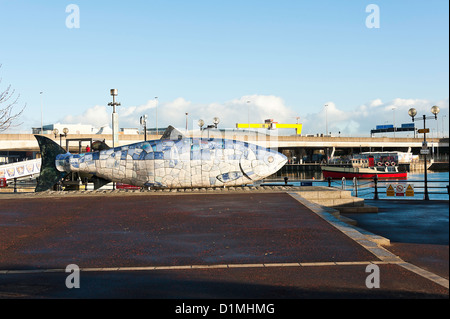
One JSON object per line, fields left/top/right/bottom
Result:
{"left": 0, "top": 64, "right": 26, "bottom": 132}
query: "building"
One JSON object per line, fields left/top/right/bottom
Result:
{"left": 32, "top": 123, "right": 97, "bottom": 135}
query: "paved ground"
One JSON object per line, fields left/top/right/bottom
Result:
{"left": 346, "top": 199, "right": 449, "bottom": 245}
{"left": 344, "top": 199, "right": 449, "bottom": 280}
{"left": 0, "top": 192, "right": 448, "bottom": 301}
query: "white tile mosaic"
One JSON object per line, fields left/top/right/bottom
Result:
{"left": 59, "top": 137, "right": 287, "bottom": 189}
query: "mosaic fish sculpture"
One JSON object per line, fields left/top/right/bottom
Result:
{"left": 35, "top": 126, "right": 287, "bottom": 192}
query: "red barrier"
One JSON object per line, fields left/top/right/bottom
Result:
{"left": 116, "top": 183, "right": 140, "bottom": 190}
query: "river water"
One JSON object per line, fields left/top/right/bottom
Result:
{"left": 268, "top": 170, "right": 449, "bottom": 244}
{"left": 269, "top": 171, "right": 449, "bottom": 201}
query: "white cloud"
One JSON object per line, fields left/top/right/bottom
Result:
{"left": 58, "top": 95, "right": 449, "bottom": 137}
{"left": 369, "top": 99, "right": 383, "bottom": 107}
{"left": 61, "top": 105, "right": 110, "bottom": 128}
{"left": 61, "top": 95, "right": 296, "bottom": 131}
{"left": 300, "top": 97, "right": 449, "bottom": 136}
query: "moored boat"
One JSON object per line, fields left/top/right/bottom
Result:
{"left": 321, "top": 152, "right": 407, "bottom": 179}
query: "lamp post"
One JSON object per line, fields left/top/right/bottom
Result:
{"left": 324, "top": 104, "right": 328, "bottom": 136}
{"left": 53, "top": 127, "right": 69, "bottom": 150}
{"left": 108, "top": 89, "right": 121, "bottom": 148}
{"left": 198, "top": 119, "right": 204, "bottom": 131}
{"left": 442, "top": 115, "right": 447, "bottom": 138}
{"left": 213, "top": 117, "right": 220, "bottom": 128}
{"left": 185, "top": 113, "right": 189, "bottom": 132}
{"left": 392, "top": 106, "right": 396, "bottom": 138}
{"left": 40, "top": 92, "right": 44, "bottom": 134}
{"left": 53, "top": 128, "right": 59, "bottom": 144}
{"left": 155, "top": 97, "right": 159, "bottom": 136}
{"left": 246, "top": 100, "right": 251, "bottom": 129}
{"left": 408, "top": 106, "right": 440, "bottom": 200}
{"left": 62, "top": 128, "right": 69, "bottom": 150}
{"left": 140, "top": 115, "right": 148, "bottom": 141}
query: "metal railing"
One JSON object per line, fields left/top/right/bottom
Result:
{"left": 3, "top": 175, "right": 449, "bottom": 200}
{"left": 367, "top": 178, "right": 449, "bottom": 200}
{"left": 264, "top": 176, "right": 449, "bottom": 200}
{"left": 328, "top": 176, "right": 449, "bottom": 199}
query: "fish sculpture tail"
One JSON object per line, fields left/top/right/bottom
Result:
{"left": 34, "top": 135, "right": 68, "bottom": 192}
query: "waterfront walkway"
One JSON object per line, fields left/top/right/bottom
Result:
{"left": 0, "top": 191, "right": 448, "bottom": 299}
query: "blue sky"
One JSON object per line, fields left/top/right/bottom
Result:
{"left": 0, "top": 0, "right": 448, "bottom": 136}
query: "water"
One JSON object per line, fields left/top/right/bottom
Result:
{"left": 267, "top": 171, "right": 449, "bottom": 200}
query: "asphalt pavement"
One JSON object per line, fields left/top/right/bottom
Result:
{"left": 0, "top": 191, "right": 448, "bottom": 301}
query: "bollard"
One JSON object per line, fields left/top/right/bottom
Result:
{"left": 353, "top": 177, "right": 358, "bottom": 197}
{"left": 327, "top": 177, "right": 331, "bottom": 187}
{"left": 284, "top": 177, "right": 288, "bottom": 185}
{"left": 13, "top": 178, "right": 17, "bottom": 193}
{"left": 341, "top": 177, "right": 346, "bottom": 190}
{"left": 373, "top": 175, "right": 379, "bottom": 200}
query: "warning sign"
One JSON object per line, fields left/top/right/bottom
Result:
{"left": 406, "top": 184, "right": 414, "bottom": 197}
{"left": 387, "top": 183, "right": 414, "bottom": 197}
{"left": 386, "top": 184, "right": 395, "bottom": 196}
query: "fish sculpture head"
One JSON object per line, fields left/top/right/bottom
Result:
{"left": 236, "top": 143, "right": 287, "bottom": 181}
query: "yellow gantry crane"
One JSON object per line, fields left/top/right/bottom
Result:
{"left": 236, "top": 119, "right": 303, "bottom": 135}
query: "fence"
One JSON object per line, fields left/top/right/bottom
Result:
{"left": 0, "top": 178, "right": 36, "bottom": 193}
{"left": 337, "top": 177, "right": 449, "bottom": 200}
{"left": 2, "top": 175, "right": 449, "bottom": 199}
{"left": 264, "top": 176, "right": 449, "bottom": 200}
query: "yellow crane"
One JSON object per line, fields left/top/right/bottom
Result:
{"left": 236, "top": 119, "right": 303, "bottom": 135}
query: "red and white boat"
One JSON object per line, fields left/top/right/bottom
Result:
{"left": 321, "top": 152, "right": 408, "bottom": 179}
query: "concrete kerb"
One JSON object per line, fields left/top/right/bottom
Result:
{"left": 0, "top": 185, "right": 298, "bottom": 199}
{"left": 288, "top": 192, "right": 449, "bottom": 290}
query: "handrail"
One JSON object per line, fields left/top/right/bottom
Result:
{"left": 263, "top": 176, "right": 449, "bottom": 200}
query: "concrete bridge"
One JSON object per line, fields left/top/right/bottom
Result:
{"left": 275, "top": 135, "right": 449, "bottom": 162}
{"left": 0, "top": 132, "right": 448, "bottom": 160}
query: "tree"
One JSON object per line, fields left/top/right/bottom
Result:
{"left": 0, "top": 65, "right": 26, "bottom": 132}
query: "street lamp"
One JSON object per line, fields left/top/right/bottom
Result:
{"left": 408, "top": 106, "right": 440, "bottom": 200}
{"left": 442, "top": 115, "right": 447, "bottom": 138}
{"left": 246, "top": 100, "right": 251, "bottom": 129}
{"left": 198, "top": 119, "right": 205, "bottom": 131}
{"left": 140, "top": 114, "right": 148, "bottom": 141}
{"left": 213, "top": 117, "right": 220, "bottom": 128}
{"left": 408, "top": 108, "right": 418, "bottom": 138}
{"left": 53, "top": 128, "right": 69, "bottom": 149}
{"left": 108, "top": 89, "right": 121, "bottom": 148}
{"left": 155, "top": 97, "right": 159, "bottom": 136}
{"left": 392, "top": 106, "right": 396, "bottom": 138}
{"left": 40, "top": 92, "right": 44, "bottom": 134}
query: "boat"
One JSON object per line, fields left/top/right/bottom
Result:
{"left": 321, "top": 152, "right": 407, "bottom": 179}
